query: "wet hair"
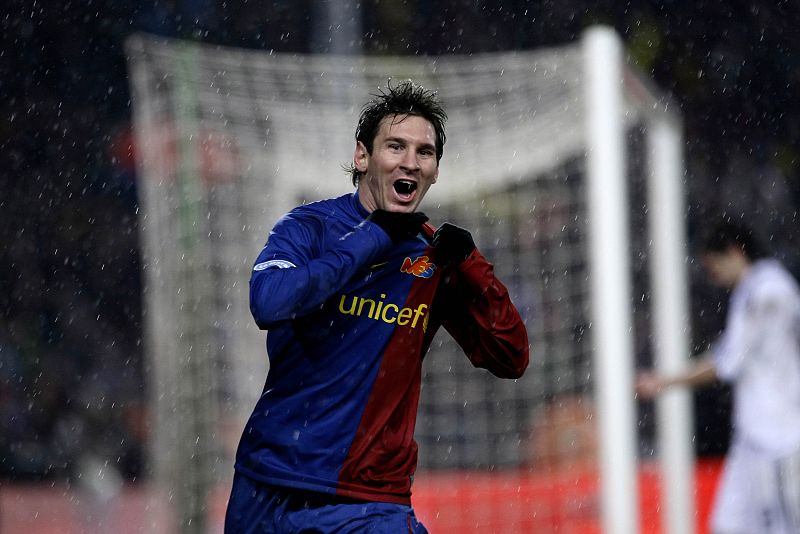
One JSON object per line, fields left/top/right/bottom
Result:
{"left": 701, "top": 217, "right": 769, "bottom": 261}
{"left": 349, "top": 79, "right": 447, "bottom": 186}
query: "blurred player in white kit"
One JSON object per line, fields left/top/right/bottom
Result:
{"left": 637, "top": 217, "right": 800, "bottom": 534}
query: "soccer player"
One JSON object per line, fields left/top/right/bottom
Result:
{"left": 224, "top": 80, "right": 530, "bottom": 533}
{"left": 637, "top": 218, "right": 800, "bottom": 534}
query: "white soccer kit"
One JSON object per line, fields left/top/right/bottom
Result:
{"left": 711, "top": 259, "right": 800, "bottom": 534}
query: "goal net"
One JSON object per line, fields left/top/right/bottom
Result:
{"left": 126, "top": 27, "right": 689, "bottom": 533}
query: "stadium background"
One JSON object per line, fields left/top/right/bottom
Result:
{"left": 2, "top": 1, "right": 799, "bottom": 532}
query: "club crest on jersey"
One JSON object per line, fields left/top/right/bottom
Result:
{"left": 400, "top": 255, "right": 436, "bottom": 278}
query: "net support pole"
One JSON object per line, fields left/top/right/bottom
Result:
{"left": 170, "top": 42, "right": 218, "bottom": 534}
{"left": 647, "top": 115, "right": 696, "bottom": 534}
{"left": 311, "top": 0, "right": 362, "bottom": 54}
{"left": 583, "top": 26, "right": 640, "bottom": 534}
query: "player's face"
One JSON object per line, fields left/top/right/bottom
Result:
{"left": 354, "top": 114, "right": 439, "bottom": 213}
{"left": 702, "top": 249, "right": 745, "bottom": 288}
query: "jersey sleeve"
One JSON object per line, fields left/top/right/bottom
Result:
{"left": 434, "top": 249, "right": 530, "bottom": 379}
{"left": 249, "top": 210, "right": 391, "bottom": 329}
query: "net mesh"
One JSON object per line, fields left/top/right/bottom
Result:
{"left": 126, "top": 33, "right": 665, "bottom": 532}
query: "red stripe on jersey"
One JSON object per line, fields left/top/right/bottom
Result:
{"left": 335, "top": 261, "right": 439, "bottom": 504}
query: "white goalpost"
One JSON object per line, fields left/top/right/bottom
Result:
{"left": 645, "top": 92, "right": 695, "bottom": 534}
{"left": 583, "top": 27, "right": 694, "bottom": 534}
{"left": 126, "top": 25, "right": 692, "bottom": 533}
{"left": 583, "top": 28, "right": 641, "bottom": 533}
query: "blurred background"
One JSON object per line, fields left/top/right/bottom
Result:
{"left": 2, "top": 1, "right": 799, "bottom": 532}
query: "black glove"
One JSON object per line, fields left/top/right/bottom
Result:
{"left": 367, "top": 209, "right": 429, "bottom": 243}
{"left": 432, "top": 222, "right": 475, "bottom": 265}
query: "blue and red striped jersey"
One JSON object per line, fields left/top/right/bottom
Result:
{"left": 235, "top": 191, "right": 529, "bottom": 504}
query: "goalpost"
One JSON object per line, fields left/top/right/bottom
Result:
{"left": 583, "top": 29, "right": 692, "bottom": 534}
{"left": 126, "top": 26, "right": 692, "bottom": 533}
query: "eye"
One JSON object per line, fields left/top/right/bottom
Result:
{"left": 388, "top": 142, "right": 403, "bottom": 151}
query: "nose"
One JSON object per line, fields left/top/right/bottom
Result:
{"left": 400, "top": 149, "right": 420, "bottom": 172}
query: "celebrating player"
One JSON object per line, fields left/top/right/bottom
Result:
{"left": 637, "top": 218, "right": 800, "bottom": 534}
{"left": 224, "top": 80, "right": 530, "bottom": 533}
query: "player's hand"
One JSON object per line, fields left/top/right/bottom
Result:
{"left": 635, "top": 371, "right": 663, "bottom": 399}
{"left": 432, "top": 222, "right": 476, "bottom": 266}
{"left": 367, "top": 209, "right": 429, "bottom": 243}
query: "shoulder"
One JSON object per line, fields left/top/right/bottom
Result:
{"left": 275, "top": 195, "right": 349, "bottom": 229}
{"left": 286, "top": 194, "right": 358, "bottom": 223}
{"left": 748, "top": 260, "right": 800, "bottom": 309}
{"left": 269, "top": 194, "right": 365, "bottom": 251}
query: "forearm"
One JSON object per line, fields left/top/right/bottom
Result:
{"left": 442, "top": 250, "right": 529, "bottom": 378}
{"left": 638, "top": 351, "right": 717, "bottom": 399}
{"left": 661, "top": 351, "right": 717, "bottom": 388}
{"left": 250, "top": 222, "right": 389, "bottom": 328}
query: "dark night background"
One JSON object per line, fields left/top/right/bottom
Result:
{"left": 1, "top": 0, "right": 799, "bottom": 482}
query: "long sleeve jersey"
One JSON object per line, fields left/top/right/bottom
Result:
{"left": 712, "top": 259, "right": 800, "bottom": 456}
{"left": 235, "top": 191, "right": 529, "bottom": 504}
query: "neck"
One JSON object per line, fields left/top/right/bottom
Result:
{"left": 733, "top": 259, "right": 753, "bottom": 286}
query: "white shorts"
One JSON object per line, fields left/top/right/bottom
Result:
{"left": 710, "top": 440, "right": 800, "bottom": 534}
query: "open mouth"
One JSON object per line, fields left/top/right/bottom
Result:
{"left": 393, "top": 179, "right": 417, "bottom": 196}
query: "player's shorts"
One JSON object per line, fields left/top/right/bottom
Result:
{"left": 710, "top": 439, "right": 800, "bottom": 534}
{"left": 224, "top": 472, "right": 429, "bottom": 534}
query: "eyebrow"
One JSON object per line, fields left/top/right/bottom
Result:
{"left": 384, "top": 136, "right": 436, "bottom": 151}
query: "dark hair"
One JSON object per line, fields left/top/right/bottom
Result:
{"left": 701, "top": 217, "right": 769, "bottom": 261}
{"left": 349, "top": 79, "right": 447, "bottom": 185}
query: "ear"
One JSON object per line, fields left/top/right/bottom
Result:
{"left": 432, "top": 164, "right": 439, "bottom": 184}
{"left": 353, "top": 141, "right": 369, "bottom": 173}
